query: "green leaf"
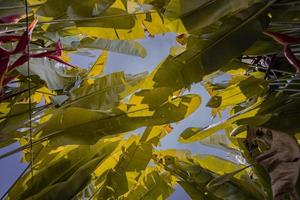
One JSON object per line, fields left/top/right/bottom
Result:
{"left": 7, "top": 138, "right": 121, "bottom": 200}
{"left": 35, "top": 0, "right": 69, "bottom": 17}
{"left": 0, "top": 103, "right": 31, "bottom": 147}
{"left": 156, "top": 149, "right": 266, "bottom": 200}
{"left": 36, "top": 93, "right": 200, "bottom": 145}
{"left": 119, "top": 168, "right": 175, "bottom": 200}
{"left": 176, "top": 1, "right": 272, "bottom": 74}
{"left": 16, "top": 56, "right": 73, "bottom": 90}
{"left": 75, "top": 8, "right": 135, "bottom": 29}
{"left": 206, "top": 96, "right": 222, "bottom": 108}
{"left": 86, "top": 51, "right": 107, "bottom": 79}
{"left": 69, "top": 71, "right": 147, "bottom": 110}
{"left": 206, "top": 165, "right": 252, "bottom": 189}
{"left": 0, "top": 0, "right": 26, "bottom": 21}
{"left": 30, "top": 156, "right": 103, "bottom": 200}
{"left": 68, "top": 0, "right": 117, "bottom": 17}
{"left": 163, "top": 0, "right": 212, "bottom": 18}
{"left": 72, "top": 37, "right": 147, "bottom": 57}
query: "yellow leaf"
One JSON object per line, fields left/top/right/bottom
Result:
{"left": 87, "top": 51, "right": 107, "bottom": 84}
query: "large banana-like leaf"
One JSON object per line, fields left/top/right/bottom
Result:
{"left": 245, "top": 1, "right": 300, "bottom": 55}
{"left": 175, "top": 1, "right": 271, "bottom": 72}
{"left": 178, "top": 98, "right": 269, "bottom": 143}
{"left": 5, "top": 125, "right": 172, "bottom": 199}
{"left": 85, "top": 51, "right": 107, "bottom": 79}
{"left": 118, "top": 168, "right": 175, "bottom": 200}
{"left": 74, "top": 126, "right": 172, "bottom": 199}
{"left": 31, "top": 0, "right": 117, "bottom": 18}
{"left": 68, "top": 0, "right": 117, "bottom": 17}
{"left": 129, "top": 0, "right": 273, "bottom": 107}
{"left": 179, "top": 91, "right": 300, "bottom": 143}
{"left": 204, "top": 72, "right": 268, "bottom": 112}
{"left": 16, "top": 57, "right": 74, "bottom": 90}
{"left": 155, "top": 149, "right": 267, "bottom": 200}
{"left": 0, "top": 103, "right": 31, "bottom": 147}
{"left": 35, "top": 93, "right": 200, "bottom": 145}
{"left": 7, "top": 137, "right": 121, "bottom": 200}
{"left": 0, "top": 0, "right": 27, "bottom": 22}
{"left": 178, "top": 69, "right": 269, "bottom": 143}
{"left": 69, "top": 71, "right": 147, "bottom": 110}
{"left": 71, "top": 37, "right": 147, "bottom": 58}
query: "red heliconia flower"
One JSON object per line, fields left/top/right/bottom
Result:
{"left": 0, "top": 35, "right": 22, "bottom": 43}
{"left": 284, "top": 46, "right": 300, "bottom": 72}
{"left": 0, "top": 19, "right": 76, "bottom": 92}
{"left": 0, "top": 13, "right": 26, "bottom": 24}
{"left": 12, "top": 19, "right": 38, "bottom": 54}
{"left": 264, "top": 31, "right": 300, "bottom": 72}
{"left": 54, "top": 40, "right": 62, "bottom": 56}
{"left": 263, "top": 31, "right": 300, "bottom": 45}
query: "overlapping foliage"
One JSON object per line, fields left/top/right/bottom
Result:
{"left": 0, "top": 0, "right": 300, "bottom": 199}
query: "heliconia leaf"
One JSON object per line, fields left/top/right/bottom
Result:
{"left": 86, "top": 51, "right": 107, "bottom": 80}
{"left": 0, "top": 87, "right": 31, "bottom": 102}
{"left": 68, "top": 0, "right": 117, "bottom": 17}
{"left": 178, "top": 100, "right": 271, "bottom": 143}
{"left": 163, "top": 0, "right": 212, "bottom": 18}
{"left": 70, "top": 71, "right": 147, "bottom": 110}
{"left": 6, "top": 137, "right": 121, "bottom": 200}
{"left": 39, "top": 94, "right": 200, "bottom": 146}
{"left": 16, "top": 56, "right": 71, "bottom": 90}
{"left": 119, "top": 168, "right": 175, "bottom": 200}
{"left": 0, "top": 103, "right": 33, "bottom": 138}
{"left": 72, "top": 37, "right": 147, "bottom": 58}
{"left": 155, "top": 149, "right": 266, "bottom": 200}
{"left": 51, "top": 95, "right": 69, "bottom": 107}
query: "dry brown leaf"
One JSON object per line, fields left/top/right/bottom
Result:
{"left": 246, "top": 127, "right": 300, "bottom": 200}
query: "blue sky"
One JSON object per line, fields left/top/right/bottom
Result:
{"left": 0, "top": 33, "right": 229, "bottom": 199}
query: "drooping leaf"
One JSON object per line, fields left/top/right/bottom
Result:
{"left": 245, "top": 127, "right": 300, "bottom": 199}
{"left": 72, "top": 37, "right": 147, "bottom": 58}
{"left": 7, "top": 137, "right": 121, "bottom": 200}
{"left": 119, "top": 168, "right": 175, "bottom": 200}
{"left": 86, "top": 51, "right": 107, "bottom": 80}
{"left": 16, "top": 57, "right": 72, "bottom": 90}
{"left": 69, "top": 71, "right": 147, "bottom": 110}
{"left": 155, "top": 149, "right": 266, "bottom": 200}
{"left": 33, "top": 93, "right": 200, "bottom": 145}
